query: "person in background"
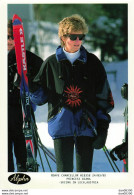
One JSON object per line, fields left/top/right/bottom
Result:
{"left": 8, "top": 19, "right": 43, "bottom": 172}
{"left": 110, "top": 83, "right": 128, "bottom": 172}
{"left": 28, "top": 14, "right": 114, "bottom": 172}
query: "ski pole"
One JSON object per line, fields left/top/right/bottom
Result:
{"left": 35, "top": 127, "right": 56, "bottom": 162}
{"left": 103, "top": 146, "right": 120, "bottom": 172}
{"left": 38, "top": 142, "right": 56, "bottom": 163}
{"left": 103, "top": 146, "right": 116, "bottom": 172}
{"left": 35, "top": 127, "right": 54, "bottom": 172}
{"left": 33, "top": 126, "right": 45, "bottom": 172}
{"left": 82, "top": 111, "right": 120, "bottom": 172}
{"left": 39, "top": 144, "right": 53, "bottom": 172}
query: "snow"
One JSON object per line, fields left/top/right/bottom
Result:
{"left": 36, "top": 122, "right": 54, "bottom": 149}
{"left": 95, "top": 16, "right": 122, "bottom": 33}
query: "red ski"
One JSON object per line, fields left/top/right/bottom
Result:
{"left": 13, "top": 14, "right": 38, "bottom": 171}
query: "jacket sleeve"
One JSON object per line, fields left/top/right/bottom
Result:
{"left": 26, "top": 50, "right": 43, "bottom": 92}
{"left": 95, "top": 56, "right": 114, "bottom": 122}
{"left": 26, "top": 50, "right": 43, "bottom": 79}
{"left": 29, "top": 87, "right": 48, "bottom": 106}
{"left": 29, "top": 59, "right": 49, "bottom": 106}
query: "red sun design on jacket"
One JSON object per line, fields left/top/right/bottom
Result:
{"left": 64, "top": 85, "right": 83, "bottom": 108}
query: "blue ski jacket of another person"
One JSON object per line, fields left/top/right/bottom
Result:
{"left": 29, "top": 45, "right": 114, "bottom": 139}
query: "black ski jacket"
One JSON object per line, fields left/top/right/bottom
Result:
{"left": 8, "top": 49, "right": 43, "bottom": 106}
{"left": 30, "top": 46, "right": 114, "bottom": 139}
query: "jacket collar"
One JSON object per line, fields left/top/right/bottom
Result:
{"left": 56, "top": 45, "right": 87, "bottom": 64}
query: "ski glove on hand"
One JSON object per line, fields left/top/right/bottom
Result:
{"left": 110, "top": 142, "right": 128, "bottom": 161}
{"left": 92, "top": 119, "right": 109, "bottom": 149}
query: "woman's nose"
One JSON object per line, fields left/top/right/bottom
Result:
{"left": 76, "top": 37, "right": 81, "bottom": 41}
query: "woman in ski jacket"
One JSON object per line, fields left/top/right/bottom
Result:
{"left": 29, "top": 14, "right": 114, "bottom": 172}
{"left": 8, "top": 19, "right": 43, "bottom": 172}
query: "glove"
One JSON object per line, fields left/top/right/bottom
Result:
{"left": 92, "top": 119, "right": 109, "bottom": 149}
{"left": 110, "top": 142, "right": 128, "bottom": 161}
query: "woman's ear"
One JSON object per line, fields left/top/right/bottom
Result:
{"left": 61, "top": 36, "right": 66, "bottom": 42}
{"left": 60, "top": 36, "right": 66, "bottom": 47}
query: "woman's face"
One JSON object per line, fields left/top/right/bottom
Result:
{"left": 8, "top": 28, "right": 15, "bottom": 51}
{"left": 62, "top": 31, "right": 84, "bottom": 53}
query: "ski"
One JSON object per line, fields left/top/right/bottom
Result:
{"left": 12, "top": 14, "right": 56, "bottom": 172}
{"left": 12, "top": 14, "right": 38, "bottom": 172}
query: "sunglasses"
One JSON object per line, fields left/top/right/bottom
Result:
{"left": 8, "top": 35, "right": 14, "bottom": 40}
{"left": 64, "top": 34, "right": 85, "bottom": 41}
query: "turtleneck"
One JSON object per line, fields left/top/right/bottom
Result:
{"left": 63, "top": 48, "right": 80, "bottom": 64}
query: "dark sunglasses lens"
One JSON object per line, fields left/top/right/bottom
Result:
{"left": 8, "top": 35, "right": 14, "bottom": 40}
{"left": 79, "top": 35, "right": 85, "bottom": 40}
{"left": 69, "top": 35, "right": 77, "bottom": 41}
{"left": 69, "top": 34, "right": 85, "bottom": 41}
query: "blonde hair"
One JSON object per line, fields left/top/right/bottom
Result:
{"left": 58, "top": 14, "right": 88, "bottom": 46}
